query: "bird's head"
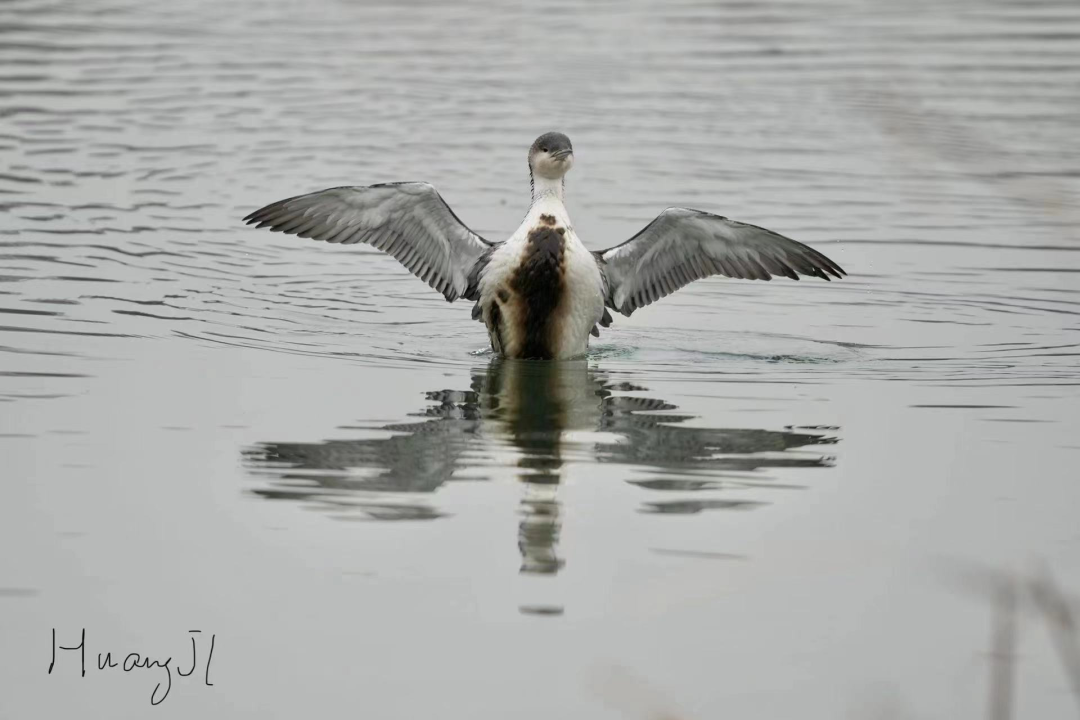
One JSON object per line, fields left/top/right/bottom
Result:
{"left": 528, "top": 132, "right": 574, "bottom": 180}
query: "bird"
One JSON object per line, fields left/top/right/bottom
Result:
{"left": 243, "top": 132, "right": 846, "bottom": 360}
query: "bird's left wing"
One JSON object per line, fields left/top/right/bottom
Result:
{"left": 243, "top": 182, "right": 493, "bottom": 302}
{"left": 596, "top": 207, "right": 845, "bottom": 316}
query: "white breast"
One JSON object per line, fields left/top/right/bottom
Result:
{"left": 477, "top": 199, "right": 605, "bottom": 359}
{"left": 553, "top": 229, "right": 605, "bottom": 357}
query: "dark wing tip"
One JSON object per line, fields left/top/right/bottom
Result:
{"left": 810, "top": 244, "right": 847, "bottom": 278}
{"left": 794, "top": 242, "right": 846, "bottom": 281}
{"left": 815, "top": 253, "right": 846, "bottom": 279}
{"left": 243, "top": 200, "right": 286, "bottom": 226}
{"left": 820, "top": 256, "right": 846, "bottom": 279}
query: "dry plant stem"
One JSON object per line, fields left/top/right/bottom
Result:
{"left": 987, "top": 579, "right": 1018, "bottom": 720}
{"left": 1028, "top": 570, "right": 1080, "bottom": 714}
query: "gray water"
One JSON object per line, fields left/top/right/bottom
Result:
{"left": 2, "top": 0, "right": 1079, "bottom": 717}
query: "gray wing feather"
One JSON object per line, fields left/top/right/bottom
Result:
{"left": 243, "top": 182, "right": 493, "bottom": 302}
{"left": 598, "top": 207, "right": 845, "bottom": 316}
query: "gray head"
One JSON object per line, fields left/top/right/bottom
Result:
{"left": 528, "top": 132, "right": 574, "bottom": 180}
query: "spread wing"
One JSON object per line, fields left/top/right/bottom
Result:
{"left": 243, "top": 182, "right": 493, "bottom": 302}
{"left": 597, "top": 207, "right": 846, "bottom": 316}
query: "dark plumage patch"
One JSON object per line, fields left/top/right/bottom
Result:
{"left": 489, "top": 301, "right": 504, "bottom": 354}
{"left": 464, "top": 244, "right": 498, "bottom": 302}
{"left": 539, "top": 214, "right": 556, "bottom": 226}
{"left": 509, "top": 226, "right": 566, "bottom": 359}
{"left": 497, "top": 288, "right": 510, "bottom": 303}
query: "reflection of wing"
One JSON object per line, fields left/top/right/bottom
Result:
{"left": 597, "top": 394, "right": 836, "bottom": 471}
{"left": 243, "top": 183, "right": 493, "bottom": 301}
{"left": 245, "top": 392, "right": 483, "bottom": 507}
{"left": 596, "top": 397, "right": 837, "bottom": 515}
{"left": 243, "top": 360, "right": 840, "bottom": 524}
{"left": 597, "top": 208, "right": 845, "bottom": 316}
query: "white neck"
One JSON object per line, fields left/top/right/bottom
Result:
{"left": 530, "top": 173, "right": 565, "bottom": 204}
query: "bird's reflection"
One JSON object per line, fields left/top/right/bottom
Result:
{"left": 244, "top": 359, "right": 837, "bottom": 574}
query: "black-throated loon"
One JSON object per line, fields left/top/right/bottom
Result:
{"left": 243, "top": 132, "right": 846, "bottom": 359}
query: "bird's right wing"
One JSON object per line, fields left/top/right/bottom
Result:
{"left": 243, "top": 182, "right": 494, "bottom": 302}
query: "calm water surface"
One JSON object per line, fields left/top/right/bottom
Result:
{"left": 1, "top": 0, "right": 1079, "bottom": 717}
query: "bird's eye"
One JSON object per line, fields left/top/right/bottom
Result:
{"left": 540, "top": 146, "right": 548, "bottom": 152}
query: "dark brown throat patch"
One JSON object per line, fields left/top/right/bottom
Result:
{"left": 509, "top": 226, "right": 566, "bottom": 359}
